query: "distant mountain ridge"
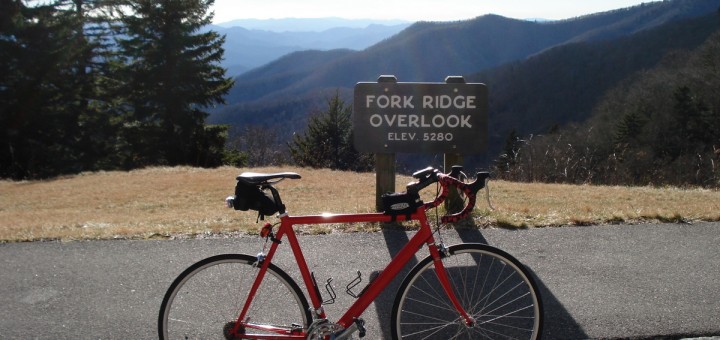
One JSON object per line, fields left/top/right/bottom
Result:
{"left": 209, "top": 0, "right": 720, "bottom": 165}
{"left": 215, "top": 17, "right": 411, "bottom": 32}
{"left": 213, "top": 21, "right": 410, "bottom": 76}
{"left": 226, "top": 0, "right": 719, "bottom": 96}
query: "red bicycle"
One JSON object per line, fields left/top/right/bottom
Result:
{"left": 158, "top": 166, "right": 543, "bottom": 339}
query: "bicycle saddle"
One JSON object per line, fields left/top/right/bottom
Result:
{"left": 236, "top": 172, "right": 301, "bottom": 185}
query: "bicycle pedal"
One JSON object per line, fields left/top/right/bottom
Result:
{"left": 353, "top": 318, "right": 366, "bottom": 338}
{"left": 290, "top": 323, "right": 303, "bottom": 335}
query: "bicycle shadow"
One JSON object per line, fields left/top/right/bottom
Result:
{"left": 374, "top": 221, "right": 588, "bottom": 339}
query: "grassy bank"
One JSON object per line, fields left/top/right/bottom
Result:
{"left": 1, "top": 166, "right": 719, "bottom": 242}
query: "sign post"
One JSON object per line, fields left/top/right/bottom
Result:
{"left": 353, "top": 75, "right": 488, "bottom": 212}
{"left": 444, "top": 153, "right": 464, "bottom": 213}
{"left": 375, "top": 153, "right": 395, "bottom": 211}
{"left": 371, "top": 76, "right": 399, "bottom": 211}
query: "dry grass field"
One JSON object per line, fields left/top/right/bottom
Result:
{"left": 1, "top": 166, "right": 719, "bottom": 242}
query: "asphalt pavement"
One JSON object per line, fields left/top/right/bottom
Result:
{"left": 1, "top": 222, "right": 719, "bottom": 339}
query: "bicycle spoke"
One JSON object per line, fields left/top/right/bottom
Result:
{"left": 393, "top": 244, "right": 542, "bottom": 340}
{"left": 159, "top": 255, "right": 310, "bottom": 340}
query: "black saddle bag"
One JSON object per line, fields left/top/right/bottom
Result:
{"left": 233, "top": 182, "right": 279, "bottom": 217}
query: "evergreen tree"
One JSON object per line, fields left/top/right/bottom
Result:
{"left": 0, "top": 0, "right": 122, "bottom": 179}
{"left": 613, "top": 110, "right": 647, "bottom": 150}
{"left": 672, "top": 86, "right": 715, "bottom": 147}
{"left": 494, "top": 129, "right": 522, "bottom": 175}
{"left": 289, "top": 92, "right": 373, "bottom": 171}
{"left": 116, "top": 0, "right": 233, "bottom": 168}
{"left": 0, "top": 1, "right": 89, "bottom": 178}
{"left": 58, "top": 0, "right": 123, "bottom": 171}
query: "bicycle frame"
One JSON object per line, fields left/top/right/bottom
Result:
{"left": 231, "top": 207, "right": 474, "bottom": 338}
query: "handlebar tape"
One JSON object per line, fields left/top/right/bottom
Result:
{"left": 424, "top": 172, "right": 490, "bottom": 224}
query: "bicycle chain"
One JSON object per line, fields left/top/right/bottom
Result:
{"left": 306, "top": 319, "right": 344, "bottom": 339}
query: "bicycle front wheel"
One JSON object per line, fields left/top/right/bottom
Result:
{"left": 158, "top": 254, "right": 311, "bottom": 340}
{"left": 392, "top": 243, "right": 543, "bottom": 339}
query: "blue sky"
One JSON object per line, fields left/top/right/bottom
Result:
{"left": 211, "top": 0, "right": 661, "bottom": 24}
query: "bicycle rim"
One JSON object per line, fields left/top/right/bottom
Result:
{"left": 392, "top": 243, "right": 543, "bottom": 339}
{"left": 158, "top": 254, "right": 310, "bottom": 339}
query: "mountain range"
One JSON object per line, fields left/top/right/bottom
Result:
{"left": 210, "top": 20, "right": 410, "bottom": 76}
{"left": 214, "top": 17, "right": 410, "bottom": 32}
{"left": 209, "top": 0, "right": 720, "bottom": 166}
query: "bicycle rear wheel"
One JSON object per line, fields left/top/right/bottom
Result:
{"left": 158, "top": 254, "right": 311, "bottom": 339}
{"left": 392, "top": 243, "right": 543, "bottom": 339}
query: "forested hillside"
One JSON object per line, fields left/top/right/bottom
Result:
{"left": 495, "top": 30, "right": 720, "bottom": 187}
{"left": 469, "top": 13, "right": 720, "bottom": 143}
{"left": 227, "top": 49, "right": 355, "bottom": 103}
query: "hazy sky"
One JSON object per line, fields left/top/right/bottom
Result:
{"left": 211, "top": 0, "right": 661, "bottom": 24}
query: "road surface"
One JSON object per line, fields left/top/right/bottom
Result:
{"left": 1, "top": 222, "right": 719, "bottom": 339}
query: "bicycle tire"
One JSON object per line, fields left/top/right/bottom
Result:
{"left": 158, "top": 254, "right": 311, "bottom": 339}
{"left": 391, "top": 243, "right": 543, "bottom": 339}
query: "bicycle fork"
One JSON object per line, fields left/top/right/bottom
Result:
{"left": 428, "top": 242, "right": 477, "bottom": 328}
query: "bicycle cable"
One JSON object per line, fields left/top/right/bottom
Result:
{"left": 485, "top": 179, "right": 496, "bottom": 210}
{"left": 431, "top": 181, "right": 445, "bottom": 245}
